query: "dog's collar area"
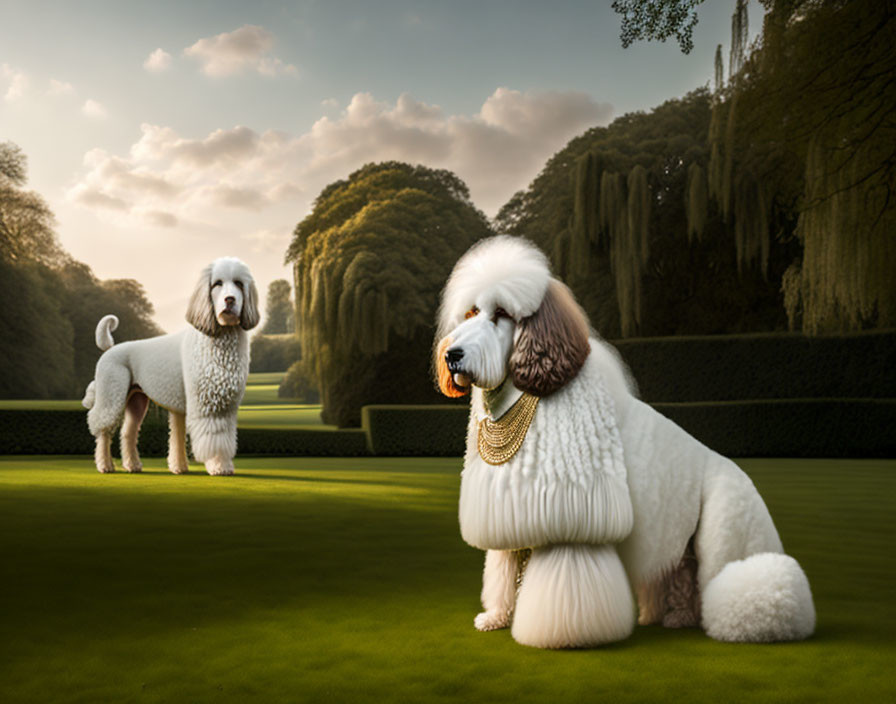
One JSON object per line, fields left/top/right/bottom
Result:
{"left": 477, "top": 391, "right": 539, "bottom": 466}
{"left": 482, "top": 378, "right": 524, "bottom": 421}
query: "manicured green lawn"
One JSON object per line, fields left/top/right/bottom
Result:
{"left": 0, "top": 456, "right": 893, "bottom": 703}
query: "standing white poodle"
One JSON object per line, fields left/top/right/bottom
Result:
{"left": 434, "top": 236, "right": 815, "bottom": 648}
{"left": 82, "top": 257, "right": 259, "bottom": 476}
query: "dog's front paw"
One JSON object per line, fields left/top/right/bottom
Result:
{"left": 474, "top": 609, "right": 511, "bottom": 631}
{"left": 168, "top": 463, "right": 189, "bottom": 475}
{"left": 205, "top": 457, "right": 234, "bottom": 476}
{"left": 123, "top": 460, "right": 143, "bottom": 473}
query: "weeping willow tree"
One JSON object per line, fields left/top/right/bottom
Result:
{"left": 711, "top": 0, "right": 896, "bottom": 332}
{"left": 568, "top": 157, "right": 653, "bottom": 337}
{"left": 787, "top": 137, "right": 896, "bottom": 332}
{"left": 284, "top": 162, "right": 492, "bottom": 426}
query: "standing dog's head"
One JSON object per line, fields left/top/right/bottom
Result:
{"left": 187, "top": 257, "right": 260, "bottom": 336}
{"left": 434, "top": 236, "right": 591, "bottom": 398}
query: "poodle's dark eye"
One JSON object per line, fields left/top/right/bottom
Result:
{"left": 492, "top": 307, "right": 511, "bottom": 323}
{"left": 235, "top": 281, "right": 244, "bottom": 290}
{"left": 212, "top": 280, "right": 223, "bottom": 288}
{"left": 464, "top": 306, "right": 479, "bottom": 320}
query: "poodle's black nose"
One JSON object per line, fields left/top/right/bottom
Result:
{"left": 445, "top": 347, "right": 464, "bottom": 371}
{"left": 225, "top": 296, "right": 236, "bottom": 306}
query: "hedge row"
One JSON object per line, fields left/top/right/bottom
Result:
{"left": 362, "top": 405, "right": 468, "bottom": 456}
{"left": 612, "top": 330, "right": 896, "bottom": 402}
{"left": 0, "top": 410, "right": 367, "bottom": 457}
{"left": 655, "top": 399, "right": 896, "bottom": 458}
{"left": 361, "top": 400, "right": 896, "bottom": 458}
{"left": 1, "top": 399, "right": 892, "bottom": 458}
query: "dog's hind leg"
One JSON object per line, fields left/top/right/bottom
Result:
{"left": 167, "top": 411, "right": 189, "bottom": 474}
{"left": 121, "top": 387, "right": 149, "bottom": 473}
{"left": 95, "top": 431, "right": 115, "bottom": 473}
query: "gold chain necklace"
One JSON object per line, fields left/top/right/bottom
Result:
{"left": 477, "top": 392, "right": 539, "bottom": 465}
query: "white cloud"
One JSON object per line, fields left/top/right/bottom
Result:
{"left": 82, "top": 99, "right": 108, "bottom": 119}
{"left": 143, "top": 48, "right": 173, "bottom": 73}
{"left": 1, "top": 63, "right": 29, "bottom": 102}
{"left": 68, "top": 87, "right": 611, "bottom": 226}
{"left": 183, "top": 25, "right": 298, "bottom": 77}
{"left": 47, "top": 78, "right": 75, "bottom": 96}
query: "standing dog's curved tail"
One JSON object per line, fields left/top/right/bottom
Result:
{"left": 95, "top": 314, "right": 119, "bottom": 351}
{"left": 82, "top": 315, "right": 120, "bottom": 410}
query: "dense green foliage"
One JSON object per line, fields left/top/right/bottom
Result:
{"left": 612, "top": 0, "right": 703, "bottom": 53}
{"left": 609, "top": 0, "right": 896, "bottom": 334}
{"left": 0, "top": 142, "right": 161, "bottom": 398}
{"left": 502, "top": 0, "right": 894, "bottom": 338}
{"left": 260, "top": 279, "right": 294, "bottom": 334}
{"left": 285, "top": 162, "right": 493, "bottom": 426}
{"left": 1, "top": 456, "right": 894, "bottom": 703}
{"left": 496, "top": 89, "right": 794, "bottom": 338}
{"left": 249, "top": 333, "right": 301, "bottom": 373}
{"left": 716, "top": 0, "right": 896, "bottom": 332}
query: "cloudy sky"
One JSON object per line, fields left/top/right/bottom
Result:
{"left": 0, "top": 0, "right": 763, "bottom": 332}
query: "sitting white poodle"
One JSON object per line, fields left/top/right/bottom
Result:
{"left": 434, "top": 236, "right": 815, "bottom": 648}
{"left": 82, "top": 257, "right": 259, "bottom": 476}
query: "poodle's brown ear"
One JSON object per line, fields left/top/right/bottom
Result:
{"left": 186, "top": 264, "right": 218, "bottom": 336}
{"left": 509, "top": 280, "right": 591, "bottom": 397}
{"left": 241, "top": 279, "right": 260, "bottom": 330}
{"left": 435, "top": 336, "right": 470, "bottom": 398}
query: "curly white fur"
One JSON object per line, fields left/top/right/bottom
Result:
{"left": 436, "top": 236, "right": 815, "bottom": 647}
{"left": 82, "top": 257, "right": 259, "bottom": 476}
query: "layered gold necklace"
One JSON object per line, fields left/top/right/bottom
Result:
{"left": 477, "top": 391, "right": 539, "bottom": 465}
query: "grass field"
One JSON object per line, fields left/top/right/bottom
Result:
{"left": 0, "top": 456, "right": 894, "bottom": 703}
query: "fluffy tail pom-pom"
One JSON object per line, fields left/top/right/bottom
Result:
{"left": 702, "top": 552, "right": 815, "bottom": 643}
{"left": 82, "top": 381, "right": 96, "bottom": 410}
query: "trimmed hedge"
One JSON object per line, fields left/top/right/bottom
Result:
{"left": 655, "top": 399, "right": 896, "bottom": 458}
{"left": 362, "top": 400, "right": 896, "bottom": 458}
{"left": 0, "top": 409, "right": 168, "bottom": 455}
{"left": 237, "top": 427, "right": 368, "bottom": 456}
{"left": 0, "top": 409, "right": 368, "bottom": 457}
{"left": 2, "top": 400, "right": 893, "bottom": 458}
{"left": 613, "top": 330, "right": 896, "bottom": 402}
{"left": 362, "top": 405, "right": 468, "bottom": 456}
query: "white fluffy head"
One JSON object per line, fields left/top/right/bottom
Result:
{"left": 186, "top": 256, "right": 260, "bottom": 336}
{"left": 437, "top": 236, "right": 551, "bottom": 337}
{"left": 434, "top": 236, "right": 592, "bottom": 398}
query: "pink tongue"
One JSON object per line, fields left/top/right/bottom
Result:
{"left": 453, "top": 373, "right": 471, "bottom": 388}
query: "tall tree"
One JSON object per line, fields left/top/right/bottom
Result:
{"left": 285, "top": 162, "right": 493, "bottom": 426}
{"left": 0, "top": 142, "right": 162, "bottom": 398}
{"left": 261, "top": 279, "right": 295, "bottom": 334}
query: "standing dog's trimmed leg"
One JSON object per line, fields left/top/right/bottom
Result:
{"left": 474, "top": 549, "right": 519, "bottom": 631}
{"left": 121, "top": 389, "right": 149, "bottom": 473}
{"left": 189, "top": 414, "right": 237, "bottom": 476}
{"left": 94, "top": 431, "right": 115, "bottom": 474}
{"left": 167, "top": 411, "right": 189, "bottom": 474}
